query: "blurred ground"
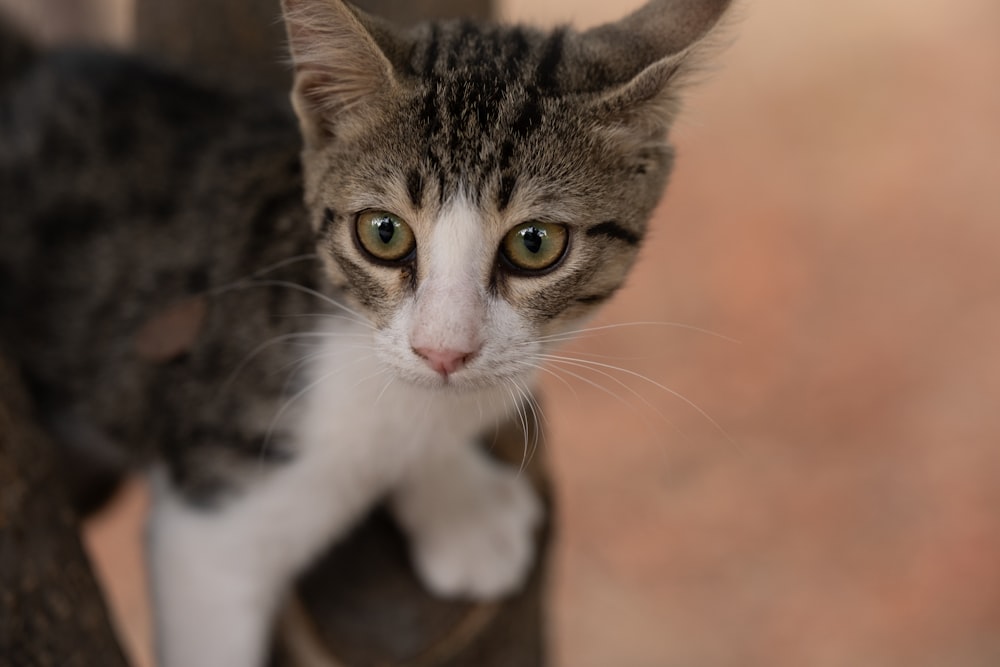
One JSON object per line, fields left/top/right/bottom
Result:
{"left": 15, "top": 0, "right": 1000, "bottom": 665}
{"left": 510, "top": 1, "right": 1000, "bottom": 665}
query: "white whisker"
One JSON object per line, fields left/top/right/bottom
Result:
{"left": 211, "top": 278, "right": 374, "bottom": 330}
{"left": 248, "top": 253, "right": 320, "bottom": 278}
{"left": 373, "top": 374, "right": 396, "bottom": 407}
{"left": 259, "top": 354, "right": 376, "bottom": 462}
{"left": 535, "top": 320, "right": 741, "bottom": 346}
{"left": 512, "top": 378, "right": 544, "bottom": 473}
{"left": 222, "top": 331, "right": 373, "bottom": 396}
{"left": 538, "top": 353, "right": 735, "bottom": 447}
{"left": 277, "top": 312, "right": 375, "bottom": 328}
{"left": 206, "top": 253, "right": 319, "bottom": 296}
{"left": 509, "top": 380, "right": 533, "bottom": 474}
{"left": 535, "top": 354, "right": 685, "bottom": 440}
{"left": 503, "top": 380, "right": 530, "bottom": 470}
{"left": 520, "top": 359, "right": 580, "bottom": 401}
{"left": 533, "top": 357, "right": 676, "bottom": 438}
{"left": 277, "top": 343, "right": 378, "bottom": 396}
{"left": 535, "top": 354, "right": 667, "bottom": 422}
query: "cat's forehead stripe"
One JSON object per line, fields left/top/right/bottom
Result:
{"left": 586, "top": 221, "right": 644, "bottom": 247}
{"left": 407, "top": 22, "right": 569, "bottom": 208}
{"left": 406, "top": 169, "right": 423, "bottom": 209}
{"left": 534, "top": 28, "right": 567, "bottom": 93}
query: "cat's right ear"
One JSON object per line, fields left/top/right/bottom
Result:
{"left": 574, "top": 0, "right": 734, "bottom": 136}
{"left": 281, "top": 0, "right": 399, "bottom": 145}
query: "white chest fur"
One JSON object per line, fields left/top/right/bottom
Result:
{"left": 290, "top": 321, "right": 521, "bottom": 474}
{"left": 150, "top": 314, "right": 541, "bottom": 667}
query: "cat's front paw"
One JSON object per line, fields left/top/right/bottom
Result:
{"left": 393, "top": 450, "right": 543, "bottom": 599}
{"left": 410, "top": 468, "right": 542, "bottom": 599}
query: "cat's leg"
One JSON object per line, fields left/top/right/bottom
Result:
{"left": 148, "top": 478, "right": 275, "bottom": 667}
{"left": 389, "top": 441, "right": 544, "bottom": 599}
{"left": 147, "top": 455, "right": 382, "bottom": 667}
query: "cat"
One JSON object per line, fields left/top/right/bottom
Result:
{"left": 0, "top": 0, "right": 731, "bottom": 665}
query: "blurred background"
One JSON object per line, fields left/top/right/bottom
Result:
{"left": 4, "top": 0, "right": 1000, "bottom": 665}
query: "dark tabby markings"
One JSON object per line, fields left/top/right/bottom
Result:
{"left": 519, "top": 256, "right": 604, "bottom": 323}
{"left": 506, "top": 34, "right": 562, "bottom": 144}
{"left": 497, "top": 174, "right": 517, "bottom": 212}
{"left": 408, "top": 23, "right": 574, "bottom": 210}
{"left": 417, "top": 76, "right": 446, "bottom": 204}
{"left": 320, "top": 208, "right": 336, "bottom": 236}
{"left": 423, "top": 24, "right": 440, "bottom": 76}
{"left": 487, "top": 268, "right": 502, "bottom": 298}
{"left": 186, "top": 268, "right": 210, "bottom": 293}
{"left": 327, "top": 240, "right": 389, "bottom": 312}
{"left": 509, "top": 96, "right": 541, "bottom": 138}
{"left": 251, "top": 190, "right": 303, "bottom": 242}
{"left": 35, "top": 199, "right": 105, "bottom": 246}
{"left": 575, "top": 290, "right": 617, "bottom": 306}
{"left": 503, "top": 28, "right": 530, "bottom": 78}
{"left": 400, "top": 264, "right": 418, "bottom": 293}
{"left": 535, "top": 28, "right": 566, "bottom": 93}
{"left": 407, "top": 170, "right": 424, "bottom": 209}
{"left": 445, "top": 21, "right": 473, "bottom": 70}
{"left": 494, "top": 29, "right": 567, "bottom": 211}
{"left": 510, "top": 28, "right": 565, "bottom": 139}
{"left": 586, "top": 221, "right": 642, "bottom": 246}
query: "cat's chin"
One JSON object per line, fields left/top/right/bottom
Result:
{"left": 393, "top": 366, "right": 527, "bottom": 395}
{"left": 401, "top": 373, "right": 494, "bottom": 393}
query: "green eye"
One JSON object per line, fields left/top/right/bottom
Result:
{"left": 500, "top": 221, "right": 569, "bottom": 273}
{"left": 355, "top": 210, "right": 416, "bottom": 264}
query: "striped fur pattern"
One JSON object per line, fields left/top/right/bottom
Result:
{"left": 284, "top": 0, "right": 731, "bottom": 390}
{"left": 0, "top": 2, "right": 731, "bottom": 665}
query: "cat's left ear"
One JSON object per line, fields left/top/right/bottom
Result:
{"left": 574, "top": 0, "right": 734, "bottom": 135}
{"left": 281, "top": 0, "right": 404, "bottom": 145}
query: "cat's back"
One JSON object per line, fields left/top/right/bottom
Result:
{"left": 0, "top": 38, "right": 318, "bottom": 462}
{"left": 0, "top": 40, "right": 308, "bottom": 337}
{"left": 0, "top": 43, "right": 303, "bottom": 274}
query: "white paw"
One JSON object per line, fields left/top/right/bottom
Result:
{"left": 394, "top": 452, "right": 544, "bottom": 600}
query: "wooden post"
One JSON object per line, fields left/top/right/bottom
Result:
{"left": 272, "top": 424, "right": 551, "bottom": 667}
{"left": 0, "top": 0, "right": 130, "bottom": 46}
{"left": 0, "top": 356, "right": 130, "bottom": 667}
{"left": 352, "top": 0, "right": 492, "bottom": 25}
{"left": 134, "top": 0, "right": 494, "bottom": 91}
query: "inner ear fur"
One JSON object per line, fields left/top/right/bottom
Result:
{"left": 575, "top": 0, "right": 734, "bottom": 134}
{"left": 281, "top": 0, "right": 404, "bottom": 144}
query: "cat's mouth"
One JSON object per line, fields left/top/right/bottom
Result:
{"left": 394, "top": 355, "right": 524, "bottom": 393}
{"left": 406, "top": 365, "right": 488, "bottom": 391}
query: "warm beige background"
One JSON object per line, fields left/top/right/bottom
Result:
{"left": 7, "top": 0, "right": 1000, "bottom": 665}
{"left": 529, "top": 1, "right": 1000, "bottom": 665}
{"left": 0, "top": 0, "right": 131, "bottom": 44}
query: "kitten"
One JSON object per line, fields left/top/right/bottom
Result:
{"left": 0, "top": 0, "right": 731, "bottom": 665}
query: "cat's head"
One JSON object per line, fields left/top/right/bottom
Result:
{"left": 281, "top": 0, "right": 730, "bottom": 389}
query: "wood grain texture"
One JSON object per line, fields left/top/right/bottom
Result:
{"left": 273, "top": 415, "right": 551, "bottom": 667}
{"left": 0, "top": 355, "right": 129, "bottom": 667}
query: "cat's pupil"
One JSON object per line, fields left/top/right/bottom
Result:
{"left": 522, "top": 228, "right": 543, "bottom": 254}
{"left": 378, "top": 220, "right": 395, "bottom": 244}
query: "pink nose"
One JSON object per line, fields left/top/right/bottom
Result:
{"left": 413, "top": 346, "right": 476, "bottom": 377}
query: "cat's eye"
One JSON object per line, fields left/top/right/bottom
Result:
{"left": 355, "top": 210, "right": 416, "bottom": 264}
{"left": 500, "top": 222, "right": 569, "bottom": 274}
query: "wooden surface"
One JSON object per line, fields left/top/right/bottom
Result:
{"left": 135, "top": 0, "right": 494, "bottom": 91}
{"left": 273, "top": 420, "right": 551, "bottom": 667}
{"left": 0, "top": 356, "right": 129, "bottom": 667}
